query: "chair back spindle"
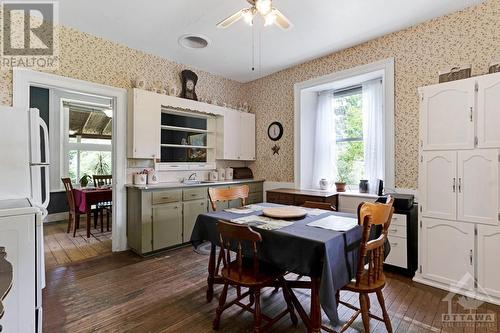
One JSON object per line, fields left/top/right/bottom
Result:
{"left": 93, "top": 175, "right": 112, "bottom": 188}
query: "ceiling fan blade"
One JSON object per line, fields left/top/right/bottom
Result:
{"left": 272, "top": 8, "right": 292, "bottom": 30}
{"left": 217, "top": 9, "right": 245, "bottom": 28}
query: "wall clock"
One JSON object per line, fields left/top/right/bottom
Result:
{"left": 268, "top": 122, "right": 283, "bottom": 141}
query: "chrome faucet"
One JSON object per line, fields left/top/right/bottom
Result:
{"left": 188, "top": 173, "right": 197, "bottom": 180}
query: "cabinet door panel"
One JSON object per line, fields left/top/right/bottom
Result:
{"left": 420, "top": 218, "right": 474, "bottom": 288}
{"left": 421, "top": 80, "right": 475, "bottom": 150}
{"left": 477, "top": 225, "right": 500, "bottom": 298}
{"left": 477, "top": 73, "right": 500, "bottom": 148}
{"left": 223, "top": 109, "right": 241, "bottom": 160}
{"left": 420, "top": 151, "right": 457, "bottom": 220}
{"left": 129, "top": 89, "right": 161, "bottom": 158}
{"left": 152, "top": 203, "right": 182, "bottom": 250}
{"left": 239, "top": 112, "right": 256, "bottom": 160}
{"left": 386, "top": 236, "right": 407, "bottom": 269}
{"left": 183, "top": 200, "right": 207, "bottom": 243}
{"left": 457, "top": 150, "right": 499, "bottom": 225}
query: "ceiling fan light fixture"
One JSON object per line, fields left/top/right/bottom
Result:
{"left": 242, "top": 8, "right": 255, "bottom": 25}
{"left": 263, "top": 11, "right": 276, "bottom": 26}
{"left": 255, "top": 0, "right": 272, "bottom": 16}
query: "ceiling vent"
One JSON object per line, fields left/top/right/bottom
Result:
{"left": 178, "top": 35, "right": 209, "bottom": 49}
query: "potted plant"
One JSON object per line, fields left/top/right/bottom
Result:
{"left": 79, "top": 174, "right": 92, "bottom": 188}
{"left": 335, "top": 176, "right": 347, "bottom": 192}
{"left": 335, "top": 160, "right": 350, "bottom": 192}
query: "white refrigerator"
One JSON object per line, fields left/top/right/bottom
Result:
{"left": 0, "top": 105, "right": 49, "bottom": 332}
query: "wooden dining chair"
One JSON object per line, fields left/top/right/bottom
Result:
{"left": 334, "top": 196, "right": 395, "bottom": 333}
{"left": 61, "top": 178, "right": 98, "bottom": 237}
{"left": 302, "top": 201, "right": 337, "bottom": 211}
{"left": 92, "top": 175, "right": 112, "bottom": 232}
{"left": 213, "top": 220, "right": 298, "bottom": 332}
{"left": 92, "top": 175, "right": 112, "bottom": 188}
{"left": 208, "top": 185, "right": 249, "bottom": 211}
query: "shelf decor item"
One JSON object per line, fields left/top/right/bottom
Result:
{"left": 489, "top": 61, "right": 500, "bottom": 74}
{"left": 359, "top": 179, "right": 369, "bottom": 193}
{"left": 180, "top": 69, "right": 198, "bottom": 101}
{"left": 438, "top": 65, "right": 471, "bottom": 83}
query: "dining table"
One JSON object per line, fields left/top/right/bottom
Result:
{"left": 73, "top": 187, "right": 112, "bottom": 238}
{"left": 190, "top": 202, "right": 368, "bottom": 333}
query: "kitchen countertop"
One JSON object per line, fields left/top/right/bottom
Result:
{"left": 125, "top": 178, "right": 265, "bottom": 190}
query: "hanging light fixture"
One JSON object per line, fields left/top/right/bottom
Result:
{"left": 217, "top": 0, "right": 292, "bottom": 30}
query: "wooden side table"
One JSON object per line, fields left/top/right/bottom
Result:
{"left": 266, "top": 188, "right": 338, "bottom": 208}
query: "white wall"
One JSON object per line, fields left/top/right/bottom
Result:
{"left": 299, "top": 91, "right": 318, "bottom": 189}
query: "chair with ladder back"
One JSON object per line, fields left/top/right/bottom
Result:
{"left": 92, "top": 174, "right": 112, "bottom": 232}
{"left": 61, "top": 178, "right": 98, "bottom": 237}
{"left": 213, "top": 220, "right": 298, "bottom": 332}
{"left": 208, "top": 185, "right": 249, "bottom": 211}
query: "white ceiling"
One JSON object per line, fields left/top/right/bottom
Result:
{"left": 58, "top": 0, "right": 483, "bottom": 83}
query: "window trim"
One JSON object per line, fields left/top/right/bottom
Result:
{"left": 294, "top": 58, "right": 395, "bottom": 190}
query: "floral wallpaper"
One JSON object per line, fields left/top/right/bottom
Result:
{"left": 0, "top": 25, "right": 245, "bottom": 109}
{"left": 242, "top": 0, "right": 500, "bottom": 189}
{"left": 1, "top": 0, "right": 499, "bottom": 190}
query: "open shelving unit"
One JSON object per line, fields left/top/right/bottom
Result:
{"left": 159, "top": 107, "right": 216, "bottom": 170}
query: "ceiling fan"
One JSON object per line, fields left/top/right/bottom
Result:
{"left": 217, "top": 0, "right": 292, "bottom": 30}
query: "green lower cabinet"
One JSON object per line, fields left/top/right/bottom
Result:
{"left": 228, "top": 199, "right": 242, "bottom": 208}
{"left": 152, "top": 202, "right": 183, "bottom": 250}
{"left": 183, "top": 199, "right": 207, "bottom": 242}
{"left": 247, "top": 192, "right": 264, "bottom": 205}
{"left": 209, "top": 200, "right": 229, "bottom": 212}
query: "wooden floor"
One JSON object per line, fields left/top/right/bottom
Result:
{"left": 43, "top": 246, "right": 500, "bottom": 333}
{"left": 44, "top": 219, "right": 112, "bottom": 269}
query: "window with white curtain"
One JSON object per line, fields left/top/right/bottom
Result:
{"left": 311, "top": 78, "right": 384, "bottom": 192}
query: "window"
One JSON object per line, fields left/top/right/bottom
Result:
{"left": 334, "top": 87, "right": 364, "bottom": 185}
{"left": 296, "top": 59, "right": 394, "bottom": 191}
{"left": 65, "top": 103, "right": 112, "bottom": 184}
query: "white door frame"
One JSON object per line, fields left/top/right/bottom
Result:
{"left": 13, "top": 68, "right": 128, "bottom": 252}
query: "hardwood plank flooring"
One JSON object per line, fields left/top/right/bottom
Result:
{"left": 44, "top": 219, "right": 112, "bottom": 269}
{"left": 43, "top": 247, "right": 500, "bottom": 332}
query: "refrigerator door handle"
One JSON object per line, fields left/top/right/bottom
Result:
{"left": 39, "top": 117, "right": 50, "bottom": 165}
{"left": 41, "top": 165, "right": 50, "bottom": 209}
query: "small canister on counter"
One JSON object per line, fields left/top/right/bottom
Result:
{"left": 218, "top": 168, "right": 226, "bottom": 181}
{"left": 225, "top": 167, "right": 233, "bottom": 180}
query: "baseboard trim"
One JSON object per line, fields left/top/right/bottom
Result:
{"left": 46, "top": 212, "right": 68, "bottom": 223}
{"left": 413, "top": 276, "right": 500, "bottom": 306}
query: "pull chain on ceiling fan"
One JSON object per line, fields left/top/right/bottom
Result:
{"left": 217, "top": 0, "right": 292, "bottom": 30}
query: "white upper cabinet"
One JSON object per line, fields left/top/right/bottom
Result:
{"left": 457, "top": 149, "right": 499, "bottom": 225}
{"left": 476, "top": 225, "right": 500, "bottom": 298}
{"left": 477, "top": 72, "right": 500, "bottom": 148}
{"left": 420, "top": 151, "right": 457, "bottom": 220}
{"left": 128, "top": 89, "right": 161, "bottom": 159}
{"left": 420, "top": 218, "right": 475, "bottom": 288}
{"left": 420, "top": 79, "right": 475, "bottom": 150}
{"left": 217, "top": 109, "right": 256, "bottom": 161}
{"left": 239, "top": 112, "right": 256, "bottom": 160}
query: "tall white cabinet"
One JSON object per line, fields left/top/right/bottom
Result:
{"left": 416, "top": 72, "right": 500, "bottom": 305}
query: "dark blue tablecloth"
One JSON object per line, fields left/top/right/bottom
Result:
{"left": 190, "top": 203, "right": 363, "bottom": 325}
